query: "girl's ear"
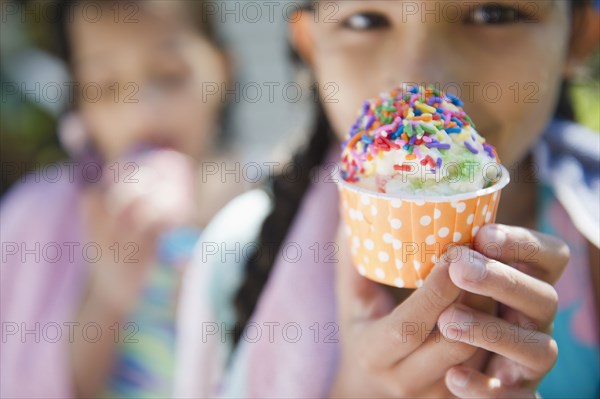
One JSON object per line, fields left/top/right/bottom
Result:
{"left": 565, "top": 5, "right": 600, "bottom": 78}
{"left": 289, "top": 10, "right": 315, "bottom": 67}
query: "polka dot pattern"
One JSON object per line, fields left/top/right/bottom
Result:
{"left": 390, "top": 219, "right": 402, "bottom": 230}
{"left": 378, "top": 251, "right": 390, "bottom": 262}
{"left": 391, "top": 199, "right": 403, "bottom": 208}
{"left": 420, "top": 215, "right": 432, "bottom": 226}
{"left": 338, "top": 184, "right": 503, "bottom": 288}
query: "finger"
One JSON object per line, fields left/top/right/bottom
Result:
{"left": 448, "top": 247, "right": 558, "bottom": 329}
{"left": 485, "top": 307, "right": 554, "bottom": 387}
{"left": 486, "top": 353, "right": 529, "bottom": 388}
{"left": 474, "top": 224, "right": 570, "bottom": 284}
{"left": 81, "top": 187, "right": 120, "bottom": 239}
{"left": 438, "top": 305, "right": 558, "bottom": 380}
{"left": 392, "top": 331, "right": 477, "bottom": 392}
{"left": 458, "top": 291, "right": 497, "bottom": 316}
{"left": 130, "top": 195, "right": 181, "bottom": 237}
{"left": 365, "top": 258, "right": 462, "bottom": 366}
{"left": 498, "top": 304, "right": 552, "bottom": 333}
{"left": 445, "top": 366, "right": 537, "bottom": 398}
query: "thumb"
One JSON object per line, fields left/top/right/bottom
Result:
{"left": 335, "top": 223, "right": 395, "bottom": 324}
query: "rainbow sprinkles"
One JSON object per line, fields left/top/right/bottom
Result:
{"left": 340, "top": 85, "right": 499, "bottom": 195}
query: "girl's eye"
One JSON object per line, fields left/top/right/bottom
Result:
{"left": 468, "top": 4, "right": 532, "bottom": 25}
{"left": 150, "top": 59, "right": 191, "bottom": 91}
{"left": 342, "top": 12, "right": 391, "bottom": 31}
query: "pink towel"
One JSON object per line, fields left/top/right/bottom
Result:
{"left": 1, "top": 168, "right": 87, "bottom": 398}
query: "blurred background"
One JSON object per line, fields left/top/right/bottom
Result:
{"left": 1, "top": 0, "right": 317, "bottom": 196}
{"left": 3, "top": 0, "right": 600, "bottom": 197}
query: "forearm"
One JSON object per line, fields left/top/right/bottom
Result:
{"left": 71, "top": 286, "right": 130, "bottom": 399}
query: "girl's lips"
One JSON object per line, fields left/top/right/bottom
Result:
{"left": 126, "top": 136, "right": 177, "bottom": 155}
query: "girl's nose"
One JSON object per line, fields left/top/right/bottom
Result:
{"left": 386, "top": 22, "right": 454, "bottom": 87}
{"left": 117, "top": 95, "right": 166, "bottom": 142}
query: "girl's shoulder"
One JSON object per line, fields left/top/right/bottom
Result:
{"left": 175, "top": 189, "right": 272, "bottom": 397}
{"left": 536, "top": 121, "right": 600, "bottom": 398}
{"left": 540, "top": 119, "right": 600, "bottom": 165}
{"left": 199, "top": 188, "right": 272, "bottom": 244}
{"left": 1, "top": 161, "right": 82, "bottom": 238}
{"left": 185, "top": 187, "right": 272, "bottom": 311}
{"left": 535, "top": 120, "right": 599, "bottom": 247}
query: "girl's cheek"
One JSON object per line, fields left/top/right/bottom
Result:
{"left": 170, "top": 101, "right": 214, "bottom": 158}
{"left": 79, "top": 110, "right": 125, "bottom": 160}
{"left": 312, "top": 54, "right": 393, "bottom": 141}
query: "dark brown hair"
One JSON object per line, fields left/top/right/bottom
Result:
{"left": 556, "top": 0, "right": 592, "bottom": 120}
{"left": 53, "top": 0, "right": 220, "bottom": 66}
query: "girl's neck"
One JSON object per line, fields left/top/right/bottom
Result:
{"left": 496, "top": 155, "right": 539, "bottom": 230}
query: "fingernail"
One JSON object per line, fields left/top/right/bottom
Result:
{"left": 450, "top": 368, "right": 471, "bottom": 388}
{"left": 462, "top": 253, "right": 487, "bottom": 282}
{"left": 432, "top": 254, "right": 449, "bottom": 268}
{"left": 483, "top": 224, "right": 506, "bottom": 245}
{"left": 449, "top": 306, "right": 473, "bottom": 329}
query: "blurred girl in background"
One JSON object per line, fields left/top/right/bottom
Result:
{"left": 1, "top": 0, "right": 233, "bottom": 397}
{"left": 176, "top": 1, "right": 599, "bottom": 398}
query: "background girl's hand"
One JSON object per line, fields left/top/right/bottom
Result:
{"left": 81, "top": 148, "right": 197, "bottom": 313}
{"left": 332, "top": 227, "right": 477, "bottom": 398}
{"left": 439, "top": 224, "right": 569, "bottom": 398}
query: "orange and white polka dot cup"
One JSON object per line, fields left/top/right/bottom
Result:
{"left": 338, "top": 165, "right": 510, "bottom": 288}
